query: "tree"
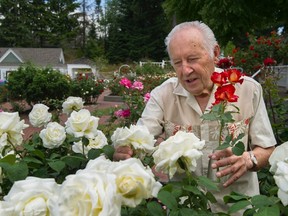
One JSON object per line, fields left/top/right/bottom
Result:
{"left": 162, "top": 0, "right": 288, "bottom": 47}
{"left": 0, "top": 0, "right": 80, "bottom": 48}
{"left": 105, "top": 0, "right": 168, "bottom": 63}
{"left": 0, "top": 0, "right": 33, "bottom": 46}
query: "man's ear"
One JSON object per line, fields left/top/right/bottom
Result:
{"left": 213, "top": 45, "right": 221, "bottom": 64}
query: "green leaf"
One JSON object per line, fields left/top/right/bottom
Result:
{"left": 182, "top": 185, "right": 201, "bottom": 195}
{"left": 32, "top": 149, "right": 45, "bottom": 159}
{"left": 61, "top": 155, "right": 87, "bottom": 169}
{"left": 254, "top": 206, "right": 280, "bottom": 216}
{"left": 102, "top": 145, "right": 115, "bottom": 160}
{"left": 169, "top": 210, "right": 180, "bottom": 216}
{"left": 251, "top": 195, "right": 274, "bottom": 207}
{"left": 48, "top": 160, "right": 66, "bottom": 173}
{"left": 228, "top": 200, "right": 251, "bottom": 214}
{"left": 217, "top": 143, "right": 230, "bottom": 150}
{"left": 157, "top": 190, "right": 178, "bottom": 211}
{"left": 224, "top": 192, "right": 249, "bottom": 203}
{"left": 147, "top": 201, "right": 165, "bottom": 216}
{"left": 82, "top": 137, "right": 89, "bottom": 146}
{"left": 0, "top": 154, "right": 16, "bottom": 164}
{"left": 23, "top": 156, "right": 43, "bottom": 165}
{"left": 206, "top": 191, "right": 217, "bottom": 203}
{"left": 197, "top": 176, "right": 219, "bottom": 191}
{"left": 232, "top": 142, "right": 245, "bottom": 156}
{"left": 87, "top": 149, "right": 103, "bottom": 160}
{"left": 2, "top": 161, "right": 29, "bottom": 182}
{"left": 23, "top": 143, "right": 35, "bottom": 151}
{"left": 179, "top": 208, "right": 198, "bottom": 215}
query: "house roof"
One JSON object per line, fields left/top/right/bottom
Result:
{"left": 0, "top": 48, "right": 65, "bottom": 67}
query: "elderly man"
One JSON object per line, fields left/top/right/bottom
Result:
{"left": 114, "top": 21, "right": 276, "bottom": 214}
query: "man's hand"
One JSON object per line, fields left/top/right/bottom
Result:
{"left": 209, "top": 148, "right": 253, "bottom": 187}
{"left": 113, "top": 146, "right": 133, "bottom": 161}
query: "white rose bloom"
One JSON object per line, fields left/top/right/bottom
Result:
{"left": 2, "top": 177, "right": 60, "bottom": 216}
{"left": 153, "top": 131, "right": 205, "bottom": 179}
{"left": 72, "top": 130, "right": 108, "bottom": 156}
{"left": 273, "top": 160, "right": 288, "bottom": 206}
{"left": 269, "top": 141, "right": 288, "bottom": 173}
{"left": 0, "top": 111, "right": 28, "bottom": 148}
{"left": 111, "top": 125, "right": 156, "bottom": 159}
{"left": 28, "top": 104, "right": 52, "bottom": 128}
{"left": 39, "top": 122, "right": 66, "bottom": 149}
{"left": 65, "top": 109, "right": 99, "bottom": 139}
{"left": 57, "top": 171, "right": 121, "bottom": 216}
{"left": 84, "top": 155, "right": 116, "bottom": 173}
{"left": 111, "top": 158, "right": 162, "bottom": 207}
{"left": 62, "top": 96, "right": 84, "bottom": 115}
{"left": 0, "top": 201, "right": 14, "bottom": 215}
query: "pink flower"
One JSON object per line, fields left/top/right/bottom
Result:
{"left": 119, "top": 77, "right": 132, "bottom": 89}
{"left": 131, "top": 81, "right": 144, "bottom": 90}
{"left": 143, "top": 92, "right": 151, "bottom": 103}
{"left": 114, "top": 109, "right": 131, "bottom": 118}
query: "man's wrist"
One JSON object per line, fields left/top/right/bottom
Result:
{"left": 248, "top": 151, "right": 258, "bottom": 171}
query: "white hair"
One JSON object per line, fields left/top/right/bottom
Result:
{"left": 164, "top": 21, "right": 218, "bottom": 59}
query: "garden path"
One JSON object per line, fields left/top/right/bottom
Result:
{"left": 1, "top": 89, "right": 123, "bottom": 141}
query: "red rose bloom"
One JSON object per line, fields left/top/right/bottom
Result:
{"left": 226, "top": 68, "right": 244, "bottom": 84}
{"left": 263, "top": 57, "right": 276, "bottom": 66}
{"left": 214, "top": 84, "right": 239, "bottom": 104}
{"left": 211, "top": 71, "right": 228, "bottom": 86}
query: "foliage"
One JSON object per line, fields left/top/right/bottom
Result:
{"left": 6, "top": 63, "right": 71, "bottom": 106}
{"left": 70, "top": 76, "right": 105, "bottom": 104}
{"left": 0, "top": 0, "right": 80, "bottom": 47}
{"left": 0, "top": 84, "right": 8, "bottom": 103}
{"left": 218, "top": 32, "right": 288, "bottom": 144}
{"left": 162, "top": 0, "right": 288, "bottom": 47}
{"left": 231, "top": 31, "right": 288, "bottom": 75}
{"left": 106, "top": 67, "right": 176, "bottom": 126}
{"left": 104, "top": 0, "right": 168, "bottom": 63}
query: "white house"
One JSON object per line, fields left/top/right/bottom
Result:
{"left": 0, "top": 48, "right": 98, "bottom": 80}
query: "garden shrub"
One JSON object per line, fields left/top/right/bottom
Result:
{"left": 134, "top": 63, "right": 167, "bottom": 76}
{"left": 7, "top": 63, "right": 70, "bottom": 106}
{"left": 0, "top": 85, "right": 8, "bottom": 103}
{"left": 70, "top": 77, "right": 105, "bottom": 104}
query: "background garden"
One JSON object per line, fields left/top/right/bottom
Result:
{"left": 0, "top": 0, "right": 288, "bottom": 215}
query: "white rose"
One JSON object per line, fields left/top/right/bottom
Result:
{"left": 84, "top": 155, "right": 116, "bottom": 172}
{"left": 153, "top": 131, "right": 205, "bottom": 179}
{"left": 111, "top": 125, "right": 156, "bottom": 159}
{"left": 57, "top": 171, "right": 121, "bottom": 216}
{"left": 65, "top": 109, "right": 99, "bottom": 139}
{"left": 273, "top": 160, "right": 288, "bottom": 206}
{"left": 62, "top": 96, "right": 84, "bottom": 115}
{"left": 111, "top": 158, "right": 162, "bottom": 207}
{"left": 0, "top": 201, "right": 14, "bottom": 215}
{"left": 0, "top": 111, "right": 28, "bottom": 148}
{"left": 28, "top": 104, "right": 52, "bottom": 127}
{"left": 2, "top": 177, "right": 60, "bottom": 216}
{"left": 72, "top": 130, "right": 108, "bottom": 156}
{"left": 39, "top": 122, "right": 66, "bottom": 149}
{"left": 269, "top": 141, "right": 288, "bottom": 173}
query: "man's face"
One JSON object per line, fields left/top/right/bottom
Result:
{"left": 168, "top": 28, "right": 217, "bottom": 97}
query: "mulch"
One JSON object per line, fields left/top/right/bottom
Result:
{"left": 0, "top": 89, "right": 123, "bottom": 141}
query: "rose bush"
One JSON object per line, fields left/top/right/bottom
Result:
{"left": 0, "top": 66, "right": 287, "bottom": 215}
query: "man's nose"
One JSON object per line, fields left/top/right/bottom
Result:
{"left": 181, "top": 64, "right": 193, "bottom": 73}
